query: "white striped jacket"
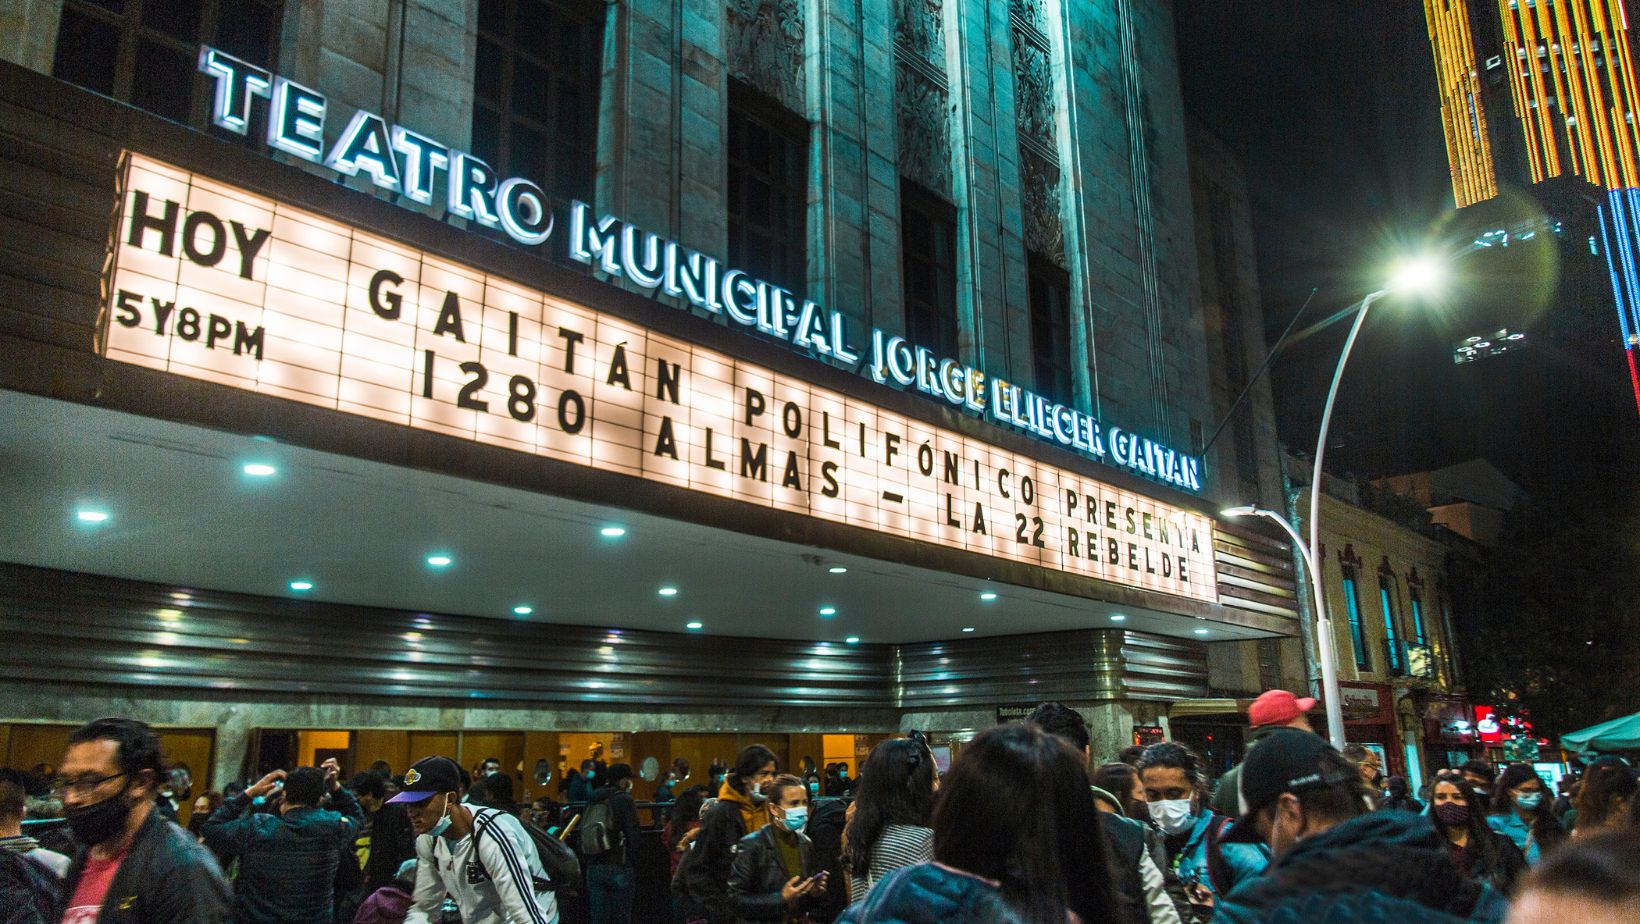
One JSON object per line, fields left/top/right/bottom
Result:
{"left": 405, "top": 806, "right": 559, "bottom": 924}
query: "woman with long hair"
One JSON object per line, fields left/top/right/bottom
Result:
{"left": 1091, "top": 762, "right": 1147, "bottom": 821}
{"left": 840, "top": 723, "right": 1130, "bottom": 924}
{"left": 1487, "top": 764, "right": 1565, "bottom": 863}
{"left": 1430, "top": 770, "right": 1527, "bottom": 894}
{"left": 1567, "top": 755, "right": 1636, "bottom": 835}
{"left": 842, "top": 737, "right": 938, "bottom": 897}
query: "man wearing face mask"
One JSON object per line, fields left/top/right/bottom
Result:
{"left": 728, "top": 774, "right": 828, "bottom": 922}
{"left": 395, "top": 756, "right": 559, "bottom": 924}
{"left": 56, "top": 717, "right": 231, "bottom": 924}
{"left": 1213, "top": 729, "right": 1508, "bottom": 923}
{"left": 1138, "top": 742, "right": 1268, "bottom": 922}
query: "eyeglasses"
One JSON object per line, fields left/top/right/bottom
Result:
{"left": 51, "top": 771, "right": 127, "bottom": 798}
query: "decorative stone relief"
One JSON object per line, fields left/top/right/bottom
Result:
{"left": 894, "top": 0, "right": 944, "bottom": 69}
{"left": 1011, "top": 4, "right": 1064, "bottom": 265}
{"left": 893, "top": 0, "right": 951, "bottom": 194}
{"left": 726, "top": 0, "right": 804, "bottom": 113}
{"left": 1018, "top": 147, "right": 1063, "bottom": 258}
{"left": 896, "top": 61, "right": 951, "bottom": 192}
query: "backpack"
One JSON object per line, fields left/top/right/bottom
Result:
{"left": 1202, "top": 815, "right": 1235, "bottom": 896}
{"left": 578, "top": 799, "right": 620, "bottom": 858}
{"left": 1, "top": 851, "right": 62, "bottom": 923}
{"left": 470, "top": 808, "right": 582, "bottom": 898}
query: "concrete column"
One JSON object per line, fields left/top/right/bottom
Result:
{"left": 1083, "top": 701, "right": 1134, "bottom": 764}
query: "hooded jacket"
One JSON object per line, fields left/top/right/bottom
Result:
{"left": 1213, "top": 811, "right": 1509, "bottom": 924}
{"left": 837, "top": 862, "right": 1023, "bottom": 924}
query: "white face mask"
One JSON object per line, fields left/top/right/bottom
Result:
{"left": 1149, "top": 798, "right": 1197, "bottom": 835}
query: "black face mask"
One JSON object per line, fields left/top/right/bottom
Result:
{"left": 67, "top": 786, "right": 136, "bottom": 847}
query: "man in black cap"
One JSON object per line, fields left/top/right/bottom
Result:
{"left": 1212, "top": 729, "right": 1508, "bottom": 923}
{"left": 394, "top": 756, "right": 559, "bottom": 924}
{"left": 582, "top": 762, "right": 640, "bottom": 924}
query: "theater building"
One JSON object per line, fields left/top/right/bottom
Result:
{"left": 0, "top": 0, "right": 1301, "bottom": 797}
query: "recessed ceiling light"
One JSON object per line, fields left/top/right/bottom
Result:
{"left": 658, "top": 587, "right": 678, "bottom": 597}
{"left": 600, "top": 526, "right": 626, "bottom": 538}
{"left": 513, "top": 605, "right": 533, "bottom": 615}
{"left": 686, "top": 621, "right": 704, "bottom": 630}
{"left": 243, "top": 463, "right": 277, "bottom": 477}
{"left": 76, "top": 509, "right": 110, "bottom": 523}
{"left": 1194, "top": 628, "right": 1210, "bottom": 636}
{"left": 426, "top": 554, "right": 452, "bottom": 567}
{"left": 288, "top": 580, "right": 314, "bottom": 592}
{"left": 980, "top": 591, "right": 998, "bottom": 601}
{"left": 962, "top": 627, "right": 975, "bottom": 633}
{"left": 819, "top": 606, "right": 837, "bottom": 616}
{"left": 845, "top": 635, "right": 861, "bottom": 644}
{"left": 1111, "top": 614, "right": 1127, "bottom": 622}
{"left": 828, "top": 566, "right": 848, "bottom": 574}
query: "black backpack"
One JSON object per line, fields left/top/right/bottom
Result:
{"left": 470, "top": 807, "right": 582, "bottom": 897}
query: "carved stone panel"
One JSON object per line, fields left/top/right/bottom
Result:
{"left": 894, "top": 0, "right": 944, "bottom": 69}
{"left": 896, "top": 61, "right": 951, "bottom": 192}
{"left": 1012, "top": 36, "right": 1055, "bottom": 153}
{"left": 1008, "top": 0, "right": 1049, "bottom": 35}
{"left": 726, "top": 0, "right": 804, "bottom": 113}
{"left": 1019, "top": 146, "right": 1063, "bottom": 260}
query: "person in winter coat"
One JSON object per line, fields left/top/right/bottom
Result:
{"left": 839, "top": 722, "right": 1130, "bottom": 924}
{"left": 203, "top": 759, "right": 365, "bottom": 924}
{"left": 1430, "top": 771, "right": 1527, "bottom": 895}
{"left": 1486, "top": 765, "right": 1565, "bottom": 864}
{"left": 728, "top": 775, "right": 829, "bottom": 922}
{"left": 1137, "top": 742, "right": 1269, "bottom": 922}
{"left": 1214, "top": 729, "right": 1507, "bottom": 924}
{"left": 353, "top": 859, "right": 418, "bottom": 924}
{"left": 684, "top": 745, "right": 777, "bottom": 923}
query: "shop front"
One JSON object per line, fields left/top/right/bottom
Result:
{"left": 0, "top": 57, "right": 1301, "bottom": 779}
{"left": 1338, "top": 681, "right": 1402, "bottom": 776}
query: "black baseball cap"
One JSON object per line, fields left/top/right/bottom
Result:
{"left": 387, "top": 756, "right": 462, "bottom": 804}
{"left": 1221, "top": 728, "right": 1357, "bottom": 844}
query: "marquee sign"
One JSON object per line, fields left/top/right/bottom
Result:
{"left": 101, "top": 153, "right": 1219, "bottom": 602}
{"left": 195, "top": 46, "right": 1202, "bottom": 492}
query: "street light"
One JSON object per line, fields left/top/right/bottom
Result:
{"left": 1223, "top": 504, "right": 1346, "bottom": 748}
{"left": 1225, "top": 257, "right": 1444, "bottom": 749}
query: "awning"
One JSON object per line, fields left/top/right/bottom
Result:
{"left": 1560, "top": 712, "right": 1640, "bottom": 754}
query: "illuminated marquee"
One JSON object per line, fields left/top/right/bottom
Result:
{"left": 102, "top": 154, "right": 1219, "bottom": 602}
{"left": 195, "top": 46, "right": 1200, "bottom": 492}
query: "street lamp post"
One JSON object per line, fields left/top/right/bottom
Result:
{"left": 1224, "top": 256, "right": 1442, "bottom": 749}
{"left": 1223, "top": 504, "right": 1346, "bottom": 748}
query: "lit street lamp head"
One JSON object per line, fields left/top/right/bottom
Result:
{"left": 1220, "top": 505, "right": 1259, "bottom": 518}
{"left": 1387, "top": 255, "right": 1444, "bottom": 295}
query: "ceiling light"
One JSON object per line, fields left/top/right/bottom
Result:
{"left": 819, "top": 606, "right": 837, "bottom": 617}
{"left": 1111, "top": 614, "right": 1127, "bottom": 622}
{"left": 686, "top": 621, "right": 704, "bottom": 630}
{"left": 513, "top": 605, "right": 533, "bottom": 616}
{"left": 980, "top": 591, "right": 998, "bottom": 601}
{"left": 962, "top": 627, "right": 975, "bottom": 633}
{"left": 76, "top": 509, "right": 110, "bottom": 523}
{"left": 426, "top": 554, "right": 452, "bottom": 567}
{"left": 1194, "top": 628, "right": 1210, "bottom": 636}
{"left": 600, "top": 526, "right": 626, "bottom": 538}
{"left": 828, "top": 566, "right": 848, "bottom": 574}
{"left": 845, "top": 636, "right": 861, "bottom": 644}
{"left": 288, "top": 580, "right": 313, "bottom": 592}
{"left": 243, "top": 463, "right": 277, "bottom": 477}
{"left": 658, "top": 587, "right": 678, "bottom": 597}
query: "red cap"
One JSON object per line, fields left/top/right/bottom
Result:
{"left": 1248, "top": 689, "right": 1317, "bottom": 728}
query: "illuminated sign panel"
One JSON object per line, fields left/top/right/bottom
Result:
{"left": 194, "top": 46, "right": 1201, "bottom": 491}
{"left": 102, "top": 154, "right": 1218, "bottom": 602}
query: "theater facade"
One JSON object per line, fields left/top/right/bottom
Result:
{"left": 0, "top": 0, "right": 1302, "bottom": 788}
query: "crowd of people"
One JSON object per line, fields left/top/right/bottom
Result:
{"left": 2, "top": 699, "right": 1637, "bottom": 923}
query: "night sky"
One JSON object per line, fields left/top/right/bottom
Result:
{"left": 1173, "top": 2, "right": 1637, "bottom": 500}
